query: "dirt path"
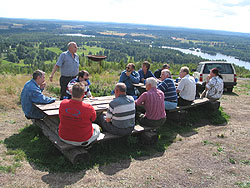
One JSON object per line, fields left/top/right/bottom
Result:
{"left": 1, "top": 80, "right": 250, "bottom": 188}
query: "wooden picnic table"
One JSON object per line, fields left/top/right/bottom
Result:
{"left": 33, "top": 95, "right": 156, "bottom": 164}
{"left": 34, "top": 95, "right": 115, "bottom": 116}
{"left": 133, "top": 81, "right": 205, "bottom": 98}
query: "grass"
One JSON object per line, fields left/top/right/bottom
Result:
{"left": 1, "top": 73, "right": 243, "bottom": 173}
{"left": 1, "top": 104, "right": 229, "bottom": 173}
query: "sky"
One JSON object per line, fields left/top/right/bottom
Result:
{"left": 0, "top": 0, "right": 250, "bottom": 33}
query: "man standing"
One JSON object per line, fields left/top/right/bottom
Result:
{"left": 96, "top": 83, "right": 135, "bottom": 136}
{"left": 21, "top": 70, "right": 56, "bottom": 119}
{"left": 58, "top": 82, "right": 100, "bottom": 146}
{"left": 135, "top": 77, "right": 166, "bottom": 127}
{"left": 119, "top": 63, "right": 140, "bottom": 96}
{"left": 50, "top": 42, "right": 79, "bottom": 100}
{"left": 176, "top": 66, "right": 196, "bottom": 106}
{"left": 157, "top": 69, "right": 178, "bottom": 110}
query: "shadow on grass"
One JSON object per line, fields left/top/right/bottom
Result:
{"left": 223, "top": 91, "right": 239, "bottom": 96}
{"left": 3, "top": 106, "right": 228, "bottom": 186}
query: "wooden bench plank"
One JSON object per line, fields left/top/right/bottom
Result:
{"left": 42, "top": 104, "right": 109, "bottom": 116}
{"left": 167, "top": 98, "right": 210, "bottom": 113}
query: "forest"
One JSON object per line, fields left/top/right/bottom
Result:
{"left": 0, "top": 17, "right": 250, "bottom": 78}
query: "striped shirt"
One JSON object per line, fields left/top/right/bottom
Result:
{"left": 157, "top": 78, "right": 178, "bottom": 102}
{"left": 106, "top": 94, "right": 135, "bottom": 129}
{"left": 135, "top": 88, "right": 166, "bottom": 120}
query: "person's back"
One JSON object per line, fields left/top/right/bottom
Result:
{"left": 158, "top": 78, "right": 177, "bottom": 102}
{"left": 207, "top": 76, "right": 223, "bottom": 99}
{"left": 58, "top": 82, "right": 100, "bottom": 146}
{"left": 177, "top": 74, "right": 196, "bottom": 102}
{"left": 108, "top": 94, "right": 135, "bottom": 129}
{"left": 157, "top": 69, "right": 178, "bottom": 110}
{"left": 176, "top": 67, "right": 196, "bottom": 106}
{"left": 136, "top": 78, "right": 166, "bottom": 127}
{"left": 58, "top": 99, "right": 96, "bottom": 142}
{"left": 96, "top": 83, "right": 135, "bottom": 136}
{"left": 205, "top": 68, "right": 224, "bottom": 100}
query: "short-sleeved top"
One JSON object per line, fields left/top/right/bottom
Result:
{"left": 106, "top": 94, "right": 135, "bottom": 129}
{"left": 135, "top": 88, "right": 166, "bottom": 120}
{"left": 206, "top": 76, "right": 224, "bottom": 99}
{"left": 154, "top": 69, "right": 162, "bottom": 79}
{"left": 56, "top": 50, "right": 79, "bottom": 77}
{"left": 138, "top": 69, "right": 155, "bottom": 83}
{"left": 177, "top": 75, "right": 196, "bottom": 101}
{"left": 157, "top": 78, "right": 178, "bottom": 102}
{"left": 58, "top": 99, "right": 96, "bottom": 142}
{"left": 66, "top": 78, "right": 91, "bottom": 97}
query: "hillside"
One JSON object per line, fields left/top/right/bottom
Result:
{"left": 0, "top": 74, "right": 249, "bottom": 187}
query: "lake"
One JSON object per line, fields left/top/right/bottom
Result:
{"left": 162, "top": 46, "right": 250, "bottom": 70}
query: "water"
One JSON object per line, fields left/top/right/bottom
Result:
{"left": 60, "top": 33, "right": 95, "bottom": 37}
{"left": 162, "top": 46, "right": 250, "bottom": 70}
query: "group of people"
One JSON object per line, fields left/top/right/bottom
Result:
{"left": 20, "top": 41, "right": 224, "bottom": 147}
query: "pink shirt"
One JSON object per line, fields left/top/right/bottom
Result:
{"left": 135, "top": 87, "right": 166, "bottom": 120}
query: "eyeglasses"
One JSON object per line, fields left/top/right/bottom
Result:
{"left": 126, "top": 67, "right": 130, "bottom": 70}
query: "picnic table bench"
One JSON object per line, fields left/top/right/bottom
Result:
{"left": 133, "top": 83, "right": 220, "bottom": 122}
{"left": 33, "top": 96, "right": 156, "bottom": 164}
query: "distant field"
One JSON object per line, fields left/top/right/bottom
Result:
{"left": 99, "top": 31, "right": 156, "bottom": 38}
{"left": 46, "top": 47, "right": 62, "bottom": 55}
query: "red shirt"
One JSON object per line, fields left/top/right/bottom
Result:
{"left": 58, "top": 99, "right": 96, "bottom": 142}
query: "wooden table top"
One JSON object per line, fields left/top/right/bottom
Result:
{"left": 34, "top": 95, "right": 115, "bottom": 116}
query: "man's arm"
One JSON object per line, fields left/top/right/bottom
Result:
{"left": 129, "top": 71, "right": 140, "bottom": 84}
{"left": 135, "top": 92, "right": 146, "bottom": 106}
{"left": 31, "top": 88, "right": 56, "bottom": 104}
{"left": 50, "top": 64, "right": 59, "bottom": 82}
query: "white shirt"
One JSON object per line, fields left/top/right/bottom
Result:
{"left": 177, "top": 74, "right": 196, "bottom": 101}
{"left": 206, "top": 76, "right": 224, "bottom": 99}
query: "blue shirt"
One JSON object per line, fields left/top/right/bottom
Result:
{"left": 21, "top": 79, "right": 56, "bottom": 119}
{"left": 56, "top": 51, "right": 79, "bottom": 77}
{"left": 138, "top": 69, "right": 155, "bottom": 83}
{"left": 157, "top": 78, "right": 178, "bottom": 102}
{"left": 119, "top": 70, "right": 140, "bottom": 95}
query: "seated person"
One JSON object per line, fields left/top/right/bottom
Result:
{"left": 138, "top": 61, "right": 155, "bottom": 84}
{"left": 157, "top": 69, "right": 178, "bottom": 110}
{"left": 135, "top": 77, "right": 166, "bottom": 127}
{"left": 96, "top": 83, "right": 135, "bottom": 136}
{"left": 202, "top": 68, "right": 224, "bottom": 101}
{"left": 119, "top": 63, "right": 140, "bottom": 96}
{"left": 154, "top": 64, "right": 170, "bottom": 79}
{"left": 21, "top": 70, "right": 56, "bottom": 119}
{"left": 66, "top": 70, "right": 92, "bottom": 99}
{"left": 58, "top": 82, "right": 100, "bottom": 146}
{"left": 176, "top": 66, "right": 196, "bottom": 106}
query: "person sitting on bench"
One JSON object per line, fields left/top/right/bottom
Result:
{"left": 58, "top": 82, "right": 100, "bottom": 146}
{"left": 202, "top": 68, "right": 224, "bottom": 101}
{"left": 176, "top": 66, "right": 196, "bottom": 106}
{"left": 119, "top": 63, "right": 140, "bottom": 98}
{"left": 138, "top": 61, "right": 155, "bottom": 84}
{"left": 135, "top": 77, "right": 166, "bottom": 127}
{"left": 21, "top": 70, "right": 56, "bottom": 119}
{"left": 96, "top": 83, "right": 135, "bottom": 136}
{"left": 157, "top": 69, "right": 178, "bottom": 110}
{"left": 66, "top": 70, "right": 92, "bottom": 99}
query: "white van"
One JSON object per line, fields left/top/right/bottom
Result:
{"left": 193, "top": 61, "right": 237, "bottom": 92}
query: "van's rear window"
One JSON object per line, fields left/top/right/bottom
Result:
{"left": 203, "top": 63, "right": 234, "bottom": 74}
